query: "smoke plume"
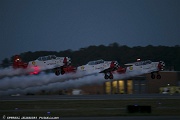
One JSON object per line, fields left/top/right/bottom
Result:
{"left": 0, "top": 66, "right": 149, "bottom": 95}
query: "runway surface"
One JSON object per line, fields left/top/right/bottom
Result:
{"left": 1, "top": 94, "right": 180, "bottom": 120}
{"left": 1, "top": 94, "right": 180, "bottom": 101}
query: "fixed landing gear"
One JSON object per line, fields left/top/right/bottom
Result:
{"left": 55, "top": 69, "right": 60, "bottom": 76}
{"left": 54, "top": 67, "right": 65, "bottom": 76}
{"left": 104, "top": 72, "right": 113, "bottom": 79}
{"left": 151, "top": 72, "right": 161, "bottom": 79}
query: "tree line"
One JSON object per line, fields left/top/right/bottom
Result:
{"left": 1, "top": 43, "right": 180, "bottom": 70}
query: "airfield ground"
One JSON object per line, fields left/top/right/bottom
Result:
{"left": 0, "top": 99, "right": 180, "bottom": 117}
{"left": 0, "top": 94, "right": 180, "bottom": 117}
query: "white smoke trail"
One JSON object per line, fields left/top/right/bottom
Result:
{"left": 0, "top": 69, "right": 99, "bottom": 91}
{"left": 0, "top": 73, "right": 105, "bottom": 95}
{"left": 0, "top": 65, "right": 62, "bottom": 77}
{"left": 0, "top": 66, "right": 53, "bottom": 77}
{"left": 0, "top": 65, "right": 151, "bottom": 95}
{"left": 0, "top": 65, "right": 52, "bottom": 77}
{"left": 114, "top": 70, "right": 145, "bottom": 80}
{"left": 0, "top": 67, "right": 29, "bottom": 77}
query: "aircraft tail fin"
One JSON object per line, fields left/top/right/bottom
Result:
{"left": 13, "top": 55, "right": 28, "bottom": 69}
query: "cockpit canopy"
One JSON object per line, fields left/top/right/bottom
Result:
{"left": 37, "top": 55, "right": 56, "bottom": 61}
{"left": 87, "top": 59, "right": 105, "bottom": 65}
{"left": 134, "top": 60, "right": 152, "bottom": 66}
{"left": 125, "top": 60, "right": 152, "bottom": 66}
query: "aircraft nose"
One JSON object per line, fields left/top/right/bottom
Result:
{"left": 158, "top": 61, "right": 165, "bottom": 70}
{"left": 110, "top": 61, "right": 119, "bottom": 69}
{"left": 114, "top": 61, "right": 119, "bottom": 68}
{"left": 63, "top": 57, "right": 71, "bottom": 66}
{"left": 68, "top": 58, "right": 71, "bottom": 64}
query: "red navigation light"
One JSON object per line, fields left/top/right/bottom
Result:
{"left": 29, "top": 66, "right": 40, "bottom": 75}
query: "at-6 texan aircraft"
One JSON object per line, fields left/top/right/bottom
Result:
{"left": 77, "top": 59, "right": 165, "bottom": 80}
{"left": 13, "top": 55, "right": 76, "bottom": 75}
{"left": 77, "top": 59, "right": 119, "bottom": 79}
{"left": 120, "top": 60, "right": 165, "bottom": 79}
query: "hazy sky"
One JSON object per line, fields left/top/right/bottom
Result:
{"left": 0, "top": 0, "right": 180, "bottom": 60}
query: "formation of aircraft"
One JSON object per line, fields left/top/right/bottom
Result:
{"left": 12, "top": 55, "right": 165, "bottom": 80}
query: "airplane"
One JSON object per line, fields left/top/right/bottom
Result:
{"left": 77, "top": 59, "right": 119, "bottom": 79}
{"left": 13, "top": 55, "right": 76, "bottom": 75}
{"left": 116, "top": 60, "right": 165, "bottom": 79}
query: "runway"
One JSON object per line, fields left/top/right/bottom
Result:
{"left": 1, "top": 94, "right": 180, "bottom": 101}
{"left": 1, "top": 94, "right": 180, "bottom": 120}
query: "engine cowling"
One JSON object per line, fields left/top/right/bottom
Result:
{"left": 117, "top": 67, "right": 126, "bottom": 74}
{"left": 110, "top": 61, "right": 119, "bottom": 70}
{"left": 158, "top": 61, "right": 165, "bottom": 71}
{"left": 63, "top": 57, "right": 71, "bottom": 66}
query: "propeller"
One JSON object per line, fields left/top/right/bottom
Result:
{"left": 63, "top": 57, "right": 68, "bottom": 66}
{"left": 158, "top": 61, "right": 165, "bottom": 70}
{"left": 110, "top": 61, "right": 119, "bottom": 70}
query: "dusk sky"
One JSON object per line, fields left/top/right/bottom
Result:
{"left": 0, "top": 0, "right": 180, "bottom": 61}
